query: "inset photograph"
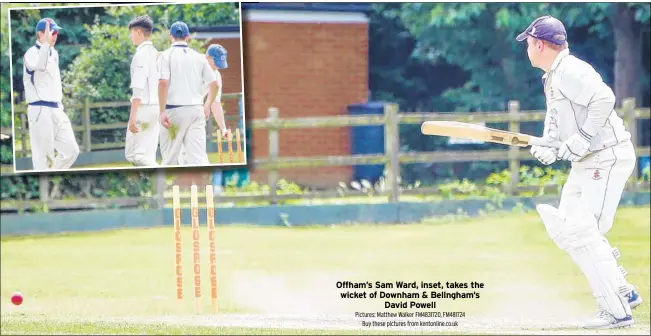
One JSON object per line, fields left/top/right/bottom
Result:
{"left": 9, "top": 1, "right": 246, "bottom": 173}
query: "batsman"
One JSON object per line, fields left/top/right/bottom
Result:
{"left": 517, "top": 16, "right": 642, "bottom": 329}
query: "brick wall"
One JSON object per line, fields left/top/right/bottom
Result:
{"left": 243, "top": 21, "right": 369, "bottom": 188}
{"left": 204, "top": 38, "right": 243, "bottom": 132}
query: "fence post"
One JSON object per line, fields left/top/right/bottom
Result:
{"left": 384, "top": 103, "right": 400, "bottom": 203}
{"left": 507, "top": 100, "right": 520, "bottom": 195}
{"left": 82, "top": 97, "right": 92, "bottom": 152}
{"left": 623, "top": 97, "right": 638, "bottom": 183}
{"left": 268, "top": 107, "right": 279, "bottom": 205}
{"left": 20, "top": 113, "right": 27, "bottom": 157}
{"left": 39, "top": 174, "right": 49, "bottom": 204}
{"left": 154, "top": 169, "right": 166, "bottom": 209}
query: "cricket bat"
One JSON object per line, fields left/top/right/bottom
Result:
{"left": 421, "top": 121, "right": 561, "bottom": 148}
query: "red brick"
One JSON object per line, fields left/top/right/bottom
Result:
{"left": 243, "top": 21, "right": 369, "bottom": 188}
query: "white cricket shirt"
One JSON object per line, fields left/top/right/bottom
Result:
{"left": 542, "top": 49, "right": 630, "bottom": 151}
{"left": 130, "top": 40, "right": 160, "bottom": 105}
{"left": 23, "top": 41, "right": 63, "bottom": 103}
{"left": 160, "top": 42, "right": 217, "bottom": 106}
{"left": 203, "top": 69, "right": 223, "bottom": 103}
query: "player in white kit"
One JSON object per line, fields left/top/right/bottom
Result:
{"left": 125, "top": 15, "right": 160, "bottom": 167}
{"left": 178, "top": 44, "right": 231, "bottom": 166}
{"left": 517, "top": 16, "right": 642, "bottom": 329}
{"left": 22, "top": 18, "right": 79, "bottom": 171}
{"left": 158, "top": 21, "right": 218, "bottom": 166}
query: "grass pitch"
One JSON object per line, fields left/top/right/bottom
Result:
{"left": 1, "top": 207, "right": 649, "bottom": 335}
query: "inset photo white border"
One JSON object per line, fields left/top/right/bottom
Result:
{"left": 8, "top": 1, "right": 247, "bottom": 174}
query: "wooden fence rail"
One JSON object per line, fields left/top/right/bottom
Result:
{"left": 250, "top": 97, "right": 649, "bottom": 204}
{"left": 10, "top": 92, "right": 244, "bottom": 158}
{"left": 1, "top": 97, "right": 649, "bottom": 211}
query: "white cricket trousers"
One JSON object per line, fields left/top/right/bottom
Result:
{"left": 159, "top": 105, "right": 209, "bottom": 166}
{"left": 559, "top": 140, "right": 637, "bottom": 234}
{"left": 27, "top": 104, "right": 80, "bottom": 171}
{"left": 125, "top": 105, "right": 160, "bottom": 166}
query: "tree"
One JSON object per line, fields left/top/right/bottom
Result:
{"left": 369, "top": 3, "right": 467, "bottom": 112}
{"left": 9, "top": 5, "right": 108, "bottom": 99}
{"left": 611, "top": 3, "right": 650, "bottom": 106}
{"left": 395, "top": 2, "right": 649, "bottom": 110}
{"left": 105, "top": 2, "right": 240, "bottom": 27}
{"left": 376, "top": 3, "right": 649, "bottom": 183}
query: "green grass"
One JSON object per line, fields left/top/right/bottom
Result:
{"left": 1, "top": 208, "right": 649, "bottom": 334}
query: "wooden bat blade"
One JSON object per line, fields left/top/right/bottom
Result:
{"left": 421, "top": 121, "right": 561, "bottom": 148}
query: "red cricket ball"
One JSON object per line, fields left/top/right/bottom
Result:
{"left": 11, "top": 292, "right": 23, "bottom": 305}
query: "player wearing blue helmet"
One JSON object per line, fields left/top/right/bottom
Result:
{"left": 22, "top": 18, "right": 79, "bottom": 171}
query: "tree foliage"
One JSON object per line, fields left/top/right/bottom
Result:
{"left": 9, "top": 4, "right": 108, "bottom": 96}
{"left": 369, "top": 2, "right": 649, "bottom": 184}
{"left": 105, "top": 2, "right": 239, "bottom": 27}
{"left": 388, "top": 2, "right": 649, "bottom": 112}
{"left": 59, "top": 2, "right": 236, "bottom": 146}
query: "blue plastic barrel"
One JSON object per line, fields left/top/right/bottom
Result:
{"left": 348, "top": 102, "right": 386, "bottom": 183}
{"left": 640, "top": 156, "right": 650, "bottom": 179}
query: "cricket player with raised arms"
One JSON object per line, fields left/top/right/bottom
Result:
{"left": 22, "top": 18, "right": 79, "bottom": 170}
{"left": 125, "top": 15, "right": 161, "bottom": 166}
{"left": 158, "top": 21, "right": 218, "bottom": 166}
{"left": 517, "top": 15, "right": 642, "bottom": 329}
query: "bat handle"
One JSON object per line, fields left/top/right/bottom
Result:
{"left": 529, "top": 137, "right": 562, "bottom": 149}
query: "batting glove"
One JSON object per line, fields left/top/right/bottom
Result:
{"left": 558, "top": 134, "right": 590, "bottom": 162}
{"left": 530, "top": 145, "right": 558, "bottom": 165}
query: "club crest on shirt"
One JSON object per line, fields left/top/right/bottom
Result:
{"left": 592, "top": 169, "right": 602, "bottom": 180}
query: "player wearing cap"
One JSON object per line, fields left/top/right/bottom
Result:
{"left": 178, "top": 44, "right": 231, "bottom": 165}
{"left": 157, "top": 21, "right": 218, "bottom": 166}
{"left": 125, "top": 15, "right": 161, "bottom": 167}
{"left": 517, "top": 16, "right": 641, "bottom": 329}
{"left": 22, "top": 18, "right": 79, "bottom": 170}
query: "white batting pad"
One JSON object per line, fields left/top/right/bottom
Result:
{"left": 536, "top": 204, "right": 565, "bottom": 243}
{"left": 536, "top": 202, "right": 631, "bottom": 319}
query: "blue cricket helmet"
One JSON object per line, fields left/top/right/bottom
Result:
{"left": 35, "top": 18, "right": 62, "bottom": 33}
{"left": 170, "top": 21, "right": 190, "bottom": 38}
{"left": 207, "top": 44, "right": 228, "bottom": 69}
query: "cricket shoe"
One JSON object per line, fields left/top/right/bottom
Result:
{"left": 582, "top": 310, "right": 634, "bottom": 329}
{"left": 612, "top": 251, "right": 643, "bottom": 309}
{"left": 625, "top": 286, "right": 643, "bottom": 309}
